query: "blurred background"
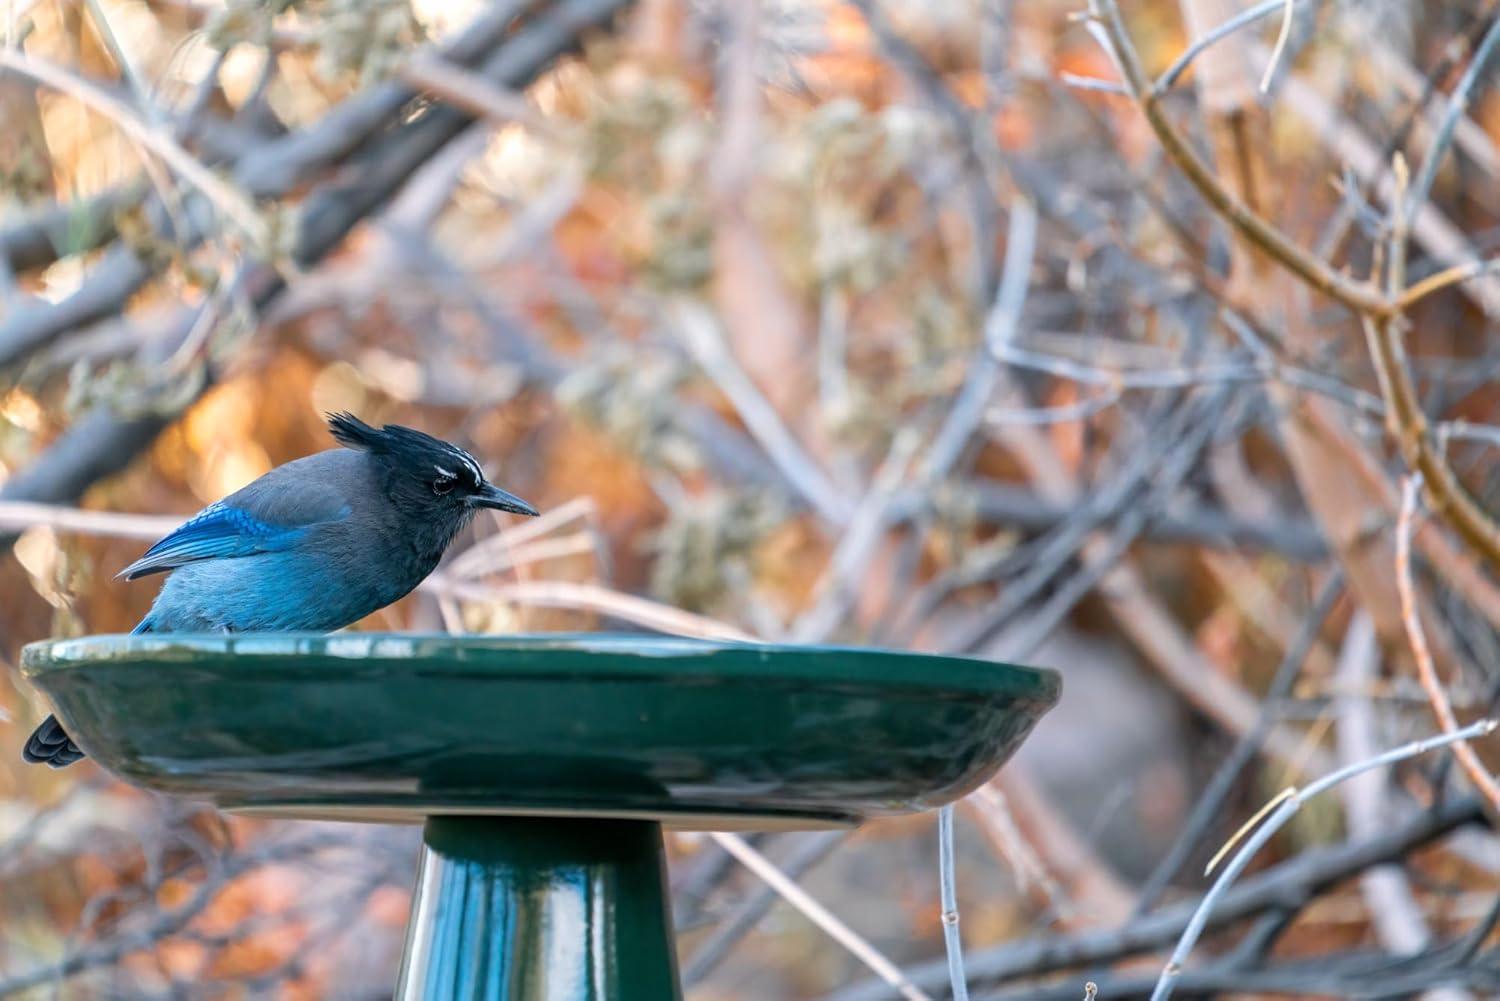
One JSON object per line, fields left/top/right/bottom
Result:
{"left": 2, "top": 0, "right": 1500, "bottom": 997}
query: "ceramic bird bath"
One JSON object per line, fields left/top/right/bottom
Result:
{"left": 22, "top": 633, "right": 1060, "bottom": 1000}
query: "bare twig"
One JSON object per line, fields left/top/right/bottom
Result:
{"left": 1397, "top": 258, "right": 1500, "bottom": 309}
{"left": 712, "top": 832, "right": 934, "bottom": 1001}
{"left": 1149, "top": 719, "right": 1497, "bottom": 1001}
{"left": 1134, "top": 570, "right": 1346, "bottom": 914}
{"left": 938, "top": 805, "right": 970, "bottom": 1001}
{"left": 422, "top": 576, "right": 757, "bottom": 641}
{"left": 1155, "top": 0, "right": 1285, "bottom": 92}
{"left": 1086, "top": 0, "right": 1393, "bottom": 318}
{"left": 0, "top": 502, "right": 176, "bottom": 539}
{"left": 1405, "top": 14, "right": 1500, "bottom": 226}
{"left": 1365, "top": 315, "right": 1500, "bottom": 574}
{"left": 398, "top": 56, "right": 559, "bottom": 138}
{"left": 1396, "top": 476, "right": 1500, "bottom": 812}
{"left": 1333, "top": 609, "right": 1474, "bottom": 1001}
{"left": 826, "top": 795, "right": 1488, "bottom": 1000}
{"left": 680, "top": 832, "right": 847, "bottom": 986}
{"left": 0, "top": 50, "right": 268, "bottom": 249}
{"left": 965, "top": 784, "right": 1075, "bottom": 922}
{"left": 1258, "top": 0, "right": 1298, "bottom": 93}
{"left": 674, "top": 300, "right": 852, "bottom": 526}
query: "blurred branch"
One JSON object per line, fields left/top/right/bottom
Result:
{"left": 674, "top": 301, "right": 852, "bottom": 525}
{"left": 793, "top": 197, "right": 1037, "bottom": 642}
{"left": 423, "top": 576, "right": 756, "bottom": 642}
{"left": 828, "top": 795, "right": 1490, "bottom": 1000}
{"left": 1133, "top": 569, "right": 1345, "bottom": 914}
{"left": 1149, "top": 719, "right": 1496, "bottom": 1001}
{"left": 994, "top": 768, "right": 1135, "bottom": 924}
{"left": 0, "top": 406, "right": 185, "bottom": 519}
{"left": 0, "top": 831, "right": 344, "bottom": 997}
{"left": 0, "top": 186, "right": 144, "bottom": 273}
{"left": 680, "top": 831, "right": 847, "bottom": 987}
{"left": 0, "top": 0, "right": 533, "bottom": 375}
{"left": 852, "top": 0, "right": 1001, "bottom": 300}
{"left": 1084, "top": 0, "right": 1392, "bottom": 318}
{"left": 1397, "top": 476, "right": 1500, "bottom": 813}
{"left": 1154, "top": 0, "right": 1284, "bottom": 91}
{"left": 398, "top": 57, "right": 559, "bottom": 137}
{"left": 233, "top": 0, "right": 532, "bottom": 198}
{"left": 1404, "top": 14, "right": 1500, "bottom": 227}
{"left": 0, "top": 0, "right": 634, "bottom": 546}
{"left": 0, "top": 49, "right": 268, "bottom": 247}
{"left": 1088, "top": 0, "right": 1500, "bottom": 590}
{"left": 713, "top": 831, "right": 934, "bottom": 1001}
{"left": 0, "top": 501, "right": 175, "bottom": 538}
{"left": 1364, "top": 314, "right": 1500, "bottom": 572}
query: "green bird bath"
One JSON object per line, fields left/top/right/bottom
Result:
{"left": 22, "top": 633, "right": 1060, "bottom": 1000}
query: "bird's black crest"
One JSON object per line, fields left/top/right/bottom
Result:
{"left": 326, "top": 411, "right": 385, "bottom": 451}
{"left": 326, "top": 412, "right": 483, "bottom": 484}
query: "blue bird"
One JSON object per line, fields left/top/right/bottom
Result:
{"left": 22, "top": 412, "right": 538, "bottom": 768}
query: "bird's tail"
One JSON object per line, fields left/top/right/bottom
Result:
{"left": 23, "top": 615, "right": 154, "bottom": 767}
{"left": 23, "top": 714, "right": 84, "bottom": 768}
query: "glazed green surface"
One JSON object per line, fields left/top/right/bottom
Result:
{"left": 396, "top": 817, "right": 681, "bottom": 1001}
{"left": 23, "top": 633, "right": 1059, "bottom": 828}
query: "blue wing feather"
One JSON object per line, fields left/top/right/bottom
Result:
{"left": 120, "top": 498, "right": 350, "bottom": 580}
{"left": 120, "top": 503, "right": 305, "bottom": 580}
{"left": 119, "top": 449, "right": 362, "bottom": 581}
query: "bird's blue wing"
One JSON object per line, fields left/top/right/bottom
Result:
{"left": 120, "top": 498, "right": 349, "bottom": 580}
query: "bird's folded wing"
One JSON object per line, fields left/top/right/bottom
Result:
{"left": 119, "top": 497, "right": 351, "bottom": 580}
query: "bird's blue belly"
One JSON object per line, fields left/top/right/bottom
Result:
{"left": 145, "top": 551, "right": 416, "bottom": 632}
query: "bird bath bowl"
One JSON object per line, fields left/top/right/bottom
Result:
{"left": 22, "top": 633, "right": 1060, "bottom": 1000}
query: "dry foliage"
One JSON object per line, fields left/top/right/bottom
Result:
{"left": 1, "top": 0, "right": 1500, "bottom": 998}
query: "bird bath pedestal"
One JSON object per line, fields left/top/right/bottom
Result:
{"left": 22, "top": 634, "right": 1059, "bottom": 1000}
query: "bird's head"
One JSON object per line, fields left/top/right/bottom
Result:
{"left": 326, "top": 412, "right": 539, "bottom": 519}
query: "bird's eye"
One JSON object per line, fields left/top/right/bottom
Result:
{"left": 432, "top": 474, "right": 457, "bottom": 496}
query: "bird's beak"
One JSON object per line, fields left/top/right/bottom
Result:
{"left": 469, "top": 482, "right": 539, "bottom": 516}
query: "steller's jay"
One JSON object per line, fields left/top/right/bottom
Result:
{"left": 22, "top": 412, "right": 538, "bottom": 768}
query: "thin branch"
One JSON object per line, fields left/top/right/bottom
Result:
{"left": 1086, "top": 0, "right": 1393, "bottom": 318}
{"left": 1149, "top": 719, "right": 1497, "bottom": 1001}
{"left": 1258, "top": 0, "right": 1298, "bottom": 93}
{"left": 712, "top": 832, "right": 935, "bottom": 1001}
{"left": 1155, "top": 0, "right": 1285, "bottom": 92}
{"left": 1133, "top": 570, "right": 1346, "bottom": 914}
{"left": 398, "top": 56, "right": 560, "bottom": 138}
{"left": 673, "top": 299, "right": 852, "bottom": 525}
{"left": 1333, "top": 610, "right": 1469, "bottom": 1000}
{"left": 1396, "top": 475, "right": 1500, "bottom": 812}
{"left": 938, "top": 805, "right": 970, "bottom": 1001}
{"left": 0, "top": 50, "right": 269, "bottom": 249}
{"left": 965, "top": 783, "right": 1076, "bottom": 922}
{"left": 1397, "top": 258, "right": 1500, "bottom": 310}
{"left": 1405, "top": 14, "right": 1500, "bottom": 226}
{"left": 680, "top": 832, "right": 847, "bottom": 986}
{"left": 825, "top": 795, "right": 1487, "bottom": 1000}
{"left": 0, "top": 501, "right": 176, "bottom": 539}
{"left": 422, "top": 576, "right": 757, "bottom": 642}
{"left": 1363, "top": 314, "right": 1500, "bottom": 574}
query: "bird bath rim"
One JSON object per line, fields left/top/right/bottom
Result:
{"left": 22, "top": 632, "right": 1060, "bottom": 831}
{"left": 22, "top": 631, "right": 1061, "bottom": 698}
